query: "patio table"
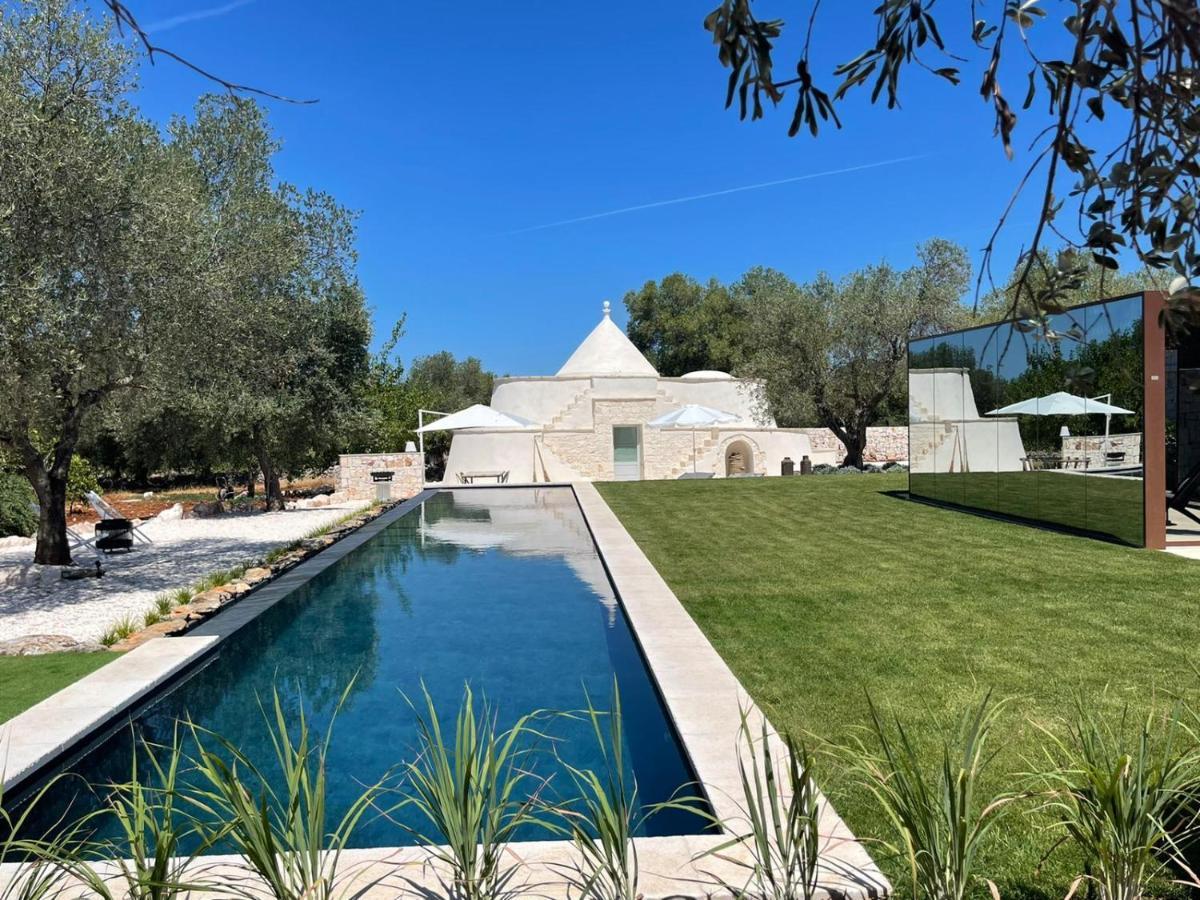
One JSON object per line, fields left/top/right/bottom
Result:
{"left": 458, "top": 470, "right": 510, "bottom": 484}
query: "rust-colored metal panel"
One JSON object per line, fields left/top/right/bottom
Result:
{"left": 1143, "top": 291, "right": 1167, "bottom": 549}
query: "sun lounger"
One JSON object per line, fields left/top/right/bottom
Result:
{"left": 1169, "top": 459, "right": 1200, "bottom": 526}
{"left": 28, "top": 502, "right": 95, "bottom": 551}
{"left": 85, "top": 491, "right": 152, "bottom": 544}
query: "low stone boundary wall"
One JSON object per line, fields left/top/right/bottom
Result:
{"left": 337, "top": 452, "right": 424, "bottom": 500}
{"left": 1061, "top": 432, "right": 1141, "bottom": 468}
{"left": 794, "top": 426, "right": 908, "bottom": 463}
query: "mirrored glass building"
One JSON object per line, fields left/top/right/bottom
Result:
{"left": 907, "top": 291, "right": 1200, "bottom": 549}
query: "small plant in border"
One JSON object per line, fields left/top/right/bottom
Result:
{"left": 397, "top": 683, "right": 552, "bottom": 900}
{"left": 1029, "top": 694, "right": 1200, "bottom": 900}
{"left": 185, "top": 680, "right": 391, "bottom": 900}
{"left": 74, "top": 726, "right": 221, "bottom": 900}
{"left": 840, "top": 691, "right": 1010, "bottom": 900}
{"left": 667, "top": 705, "right": 825, "bottom": 900}
{"left": 545, "top": 680, "right": 645, "bottom": 900}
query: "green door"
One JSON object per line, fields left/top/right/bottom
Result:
{"left": 612, "top": 426, "right": 641, "bottom": 481}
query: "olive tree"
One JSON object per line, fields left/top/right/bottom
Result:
{"left": 705, "top": 1, "right": 1200, "bottom": 321}
{"left": 170, "top": 96, "right": 371, "bottom": 509}
{"left": 741, "top": 240, "right": 970, "bottom": 467}
{"left": 0, "top": 0, "right": 210, "bottom": 564}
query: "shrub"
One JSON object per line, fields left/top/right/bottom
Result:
{"left": 840, "top": 693, "right": 1010, "bottom": 900}
{"left": 78, "top": 729, "right": 217, "bottom": 900}
{"left": 681, "top": 707, "right": 823, "bottom": 900}
{"left": 399, "top": 684, "right": 550, "bottom": 900}
{"left": 186, "top": 683, "right": 390, "bottom": 900}
{"left": 66, "top": 457, "right": 101, "bottom": 513}
{"left": 0, "top": 471, "right": 37, "bottom": 538}
{"left": 1031, "top": 697, "right": 1200, "bottom": 900}
{"left": 547, "top": 682, "right": 643, "bottom": 900}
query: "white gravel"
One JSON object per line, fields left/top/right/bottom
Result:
{"left": 0, "top": 502, "right": 369, "bottom": 644}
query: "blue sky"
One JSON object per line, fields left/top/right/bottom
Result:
{"left": 121, "top": 1, "right": 1059, "bottom": 375}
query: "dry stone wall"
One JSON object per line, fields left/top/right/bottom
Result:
{"left": 793, "top": 426, "right": 908, "bottom": 463}
{"left": 337, "top": 452, "right": 424, "bottom": 500}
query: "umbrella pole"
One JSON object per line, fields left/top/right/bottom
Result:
{"left": 692, "top": 428, "right": 697, "bottom": 473}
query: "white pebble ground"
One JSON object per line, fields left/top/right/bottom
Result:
{"left": 0, "top": 502, "right": 369, "bottom": 644}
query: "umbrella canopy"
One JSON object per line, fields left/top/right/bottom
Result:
{"left": 415, "top": 404, "right": 536, "bottom": 433}
{"left": 647, "top": 404, "right": 740, "bottom": 428}
{"left": 987, "top": 391, "right": 1134, "bottom": 417}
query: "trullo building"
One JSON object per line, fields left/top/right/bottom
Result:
{"left": 436, "top": 303, "right": 828, "bottom": 483}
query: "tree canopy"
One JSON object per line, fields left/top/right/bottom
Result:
{"left": 622, "top": 274, "right": 747, "bottom": 376}
{"left": 704, "top": 1, "right": 1200, "bottom": 322}
{"left": 0, "top": 0, "right": 377, "bottom": 558}
{"left": 0, "top": 0, "right": 213, "bottom": 562}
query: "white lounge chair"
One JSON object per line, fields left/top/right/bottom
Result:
{"left": 85, "top": 491, "right": 153, "bottom": 544}
{"left": 28, "top": 502, "right": 95, "bottom": 551}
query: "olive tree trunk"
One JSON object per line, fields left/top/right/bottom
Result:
{"left": 253, "top": 438, "right": 285, "bottom": 511}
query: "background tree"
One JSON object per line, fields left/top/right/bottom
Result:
{"left": 970, "top": 248, "right": 1164, "bottom": 324}
{"left": 0, "top": 0, "right": 211, "bottom": 563}
{"left": 704, "top": 1, "right": 1200, "bottom": 321}
{"left": 170, "top": 96, "right": 371, "bottom": 509}
{"left": 406, "top": 352, "right": 496, "bottom": 468}
{"left": 622, "top": 274, "right": 747, "bottom": 375}
{"left": 742, "top": 240, "right": 970, "bottom": 467}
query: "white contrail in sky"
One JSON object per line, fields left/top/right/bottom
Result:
{"left": 143, "top": 0, "right": 254, "bottom": 34}
{"left": 503, "top": 154, "right": 928, "bottom": 235}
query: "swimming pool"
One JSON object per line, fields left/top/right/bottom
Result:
{"left": 20, "top": 487, "right": 709, "bottom": 846}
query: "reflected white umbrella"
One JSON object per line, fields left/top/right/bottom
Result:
{"left": 647, "top": 404, "right": 739, "bottom": 473}
{"left": 987, "top": 391, "right": 1134, "bottom": 457}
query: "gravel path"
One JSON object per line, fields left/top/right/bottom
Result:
{"left": 0, "top": 502, "right": 369, "bottom": 644}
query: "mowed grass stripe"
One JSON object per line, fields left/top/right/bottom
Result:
{"left": 597, "top": 474, "right": 1197, "bottom": 898}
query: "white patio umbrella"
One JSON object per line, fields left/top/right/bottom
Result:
{"left": 415, "top": 404, "right": 535, "bottom": 433}
{"left": 986, "top": 391, "right": 1134, "bottom": 456}
{"left": 647, "top": 404, "right": 739, "bottom": 473}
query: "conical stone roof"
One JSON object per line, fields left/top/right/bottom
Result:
{"left": 556, "top": 302, "right": 658, "bottom": 377}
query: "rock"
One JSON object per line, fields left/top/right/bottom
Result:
{"left": 326, "top": 491, "right": 349, "bottom": 504}
{"left": 188, "top": 588, "right": 230, "bottom": 614}
{"left": 111, "top": 619, "right": 187, "bottom": 651}
{"left": 223, "top": 581, "right": 252, "bottom": 597}
{"left": 189, "top": 500, "right": 226, "bottom": 518}
{"left": 142, "top": 491, "right": 154, "bottom": 499}
{"left": 0, "top": 535, "right": 34, "bottom": 549}
{"left": 157, "top": 502, "right": 184, "bottom": 521}
{"left": 0, "top": 634, "right": 105, "bottom": 656}
{"left": 309, "top": 495, "right": 330, "bottom": 509}
{"left": 243, "top": 567, "right": 272, "bottom": 585}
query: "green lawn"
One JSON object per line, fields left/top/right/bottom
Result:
{"left": 597, "top": 474, "right": 1199, "bottom": 899}
{"left": 0, "top": 652, "right": 119, "bottom": 724}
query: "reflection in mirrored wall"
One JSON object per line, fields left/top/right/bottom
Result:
{"left": 908, "top": 295, "right": 1145, "bottom": 546}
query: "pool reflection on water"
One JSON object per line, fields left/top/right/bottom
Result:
{"left": 19, "top": 488, "right": 710, "bottom": 847}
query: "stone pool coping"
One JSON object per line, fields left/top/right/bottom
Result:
{"left": 1, "top": 483, "right": 888, "bottom": 898}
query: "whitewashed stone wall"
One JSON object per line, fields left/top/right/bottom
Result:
{"left": 540, "top": 398, "right": 774, "bottom": 480}
{"left": 794, "top": 426, "right": 908, "bottom": 463}
{"left": 337, "top": 452, "right": 424, "bottom": 500}
{"left": 1060, "top": 432, "right": 1141, "bottom": 468}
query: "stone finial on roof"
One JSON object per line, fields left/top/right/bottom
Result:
{"left": 603, "top": 300, "right": 611, "bottom": 318}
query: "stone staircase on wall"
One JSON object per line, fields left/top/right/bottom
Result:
{"left": 547, "top": 391, "right": 591, "bottom": 430}
{"left": 909, "top": 422, "right": 955, "bottom": 471}
{"left": 667, "top": 434, "right": 722, "bottom": 479}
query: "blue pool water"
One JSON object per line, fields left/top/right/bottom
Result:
{"left": 18, "top": 488, "right": 708, "bottom": 846}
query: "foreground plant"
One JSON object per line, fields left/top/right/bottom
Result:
{"left": 547, "top": 681, "right": 643, "bottom": 900}
{"left": 1030, "top": 696, "right": 1200, "bottom": 900}
{"left": 186, "top": 683, "right": 390, "bottom": 900}
{"left": 398, "top": 684, "right": 550, "bottom": 900}
{"left": 664, "top": 707, "right": 822, "bottom": 900}
{"left": 841, "top": 692, "right": 1009, "bottom": 900}
{"left": 76, "top": 728, "right": 218, "bottom": 900}
{"left": 0, "top": 777, "right": 92, "bottom": 900}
